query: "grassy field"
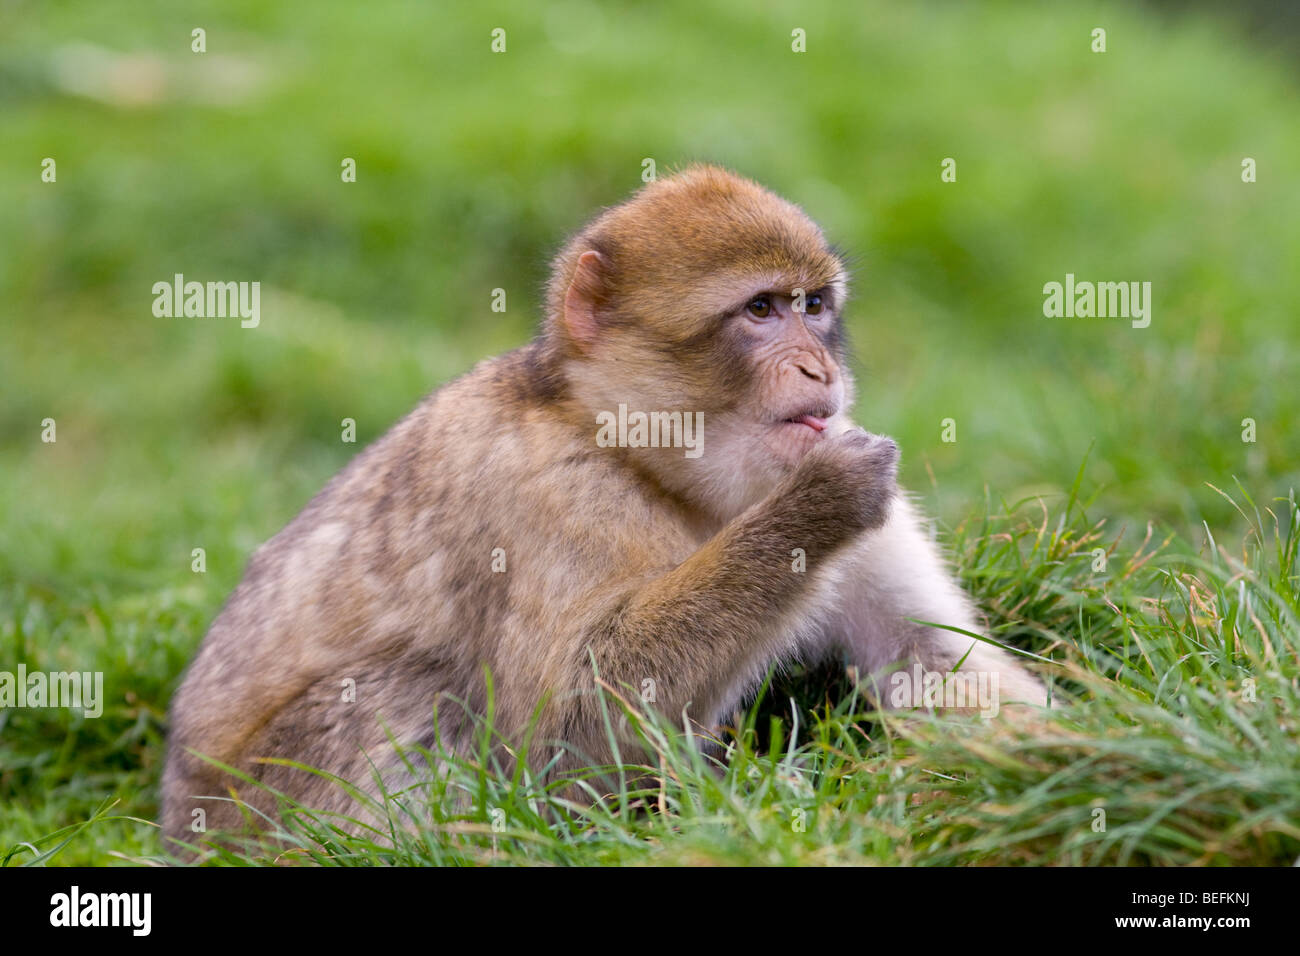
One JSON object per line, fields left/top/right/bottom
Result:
{"left": 1, "top": 0, "right": 1297, "bottom": 865}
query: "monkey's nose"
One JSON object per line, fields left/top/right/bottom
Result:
{"left": 796, "top": 360, "right": 832, "bottom": 384}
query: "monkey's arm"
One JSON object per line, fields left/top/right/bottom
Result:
{"left": 572, "top": 430, "right": 898, "bottom": 735}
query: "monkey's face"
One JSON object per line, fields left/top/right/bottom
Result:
{"left": 723, "top": 287, "right": 849, "bottom": 468}
{"left": 575, "top": 272, "right": 855, "bottom": 520}
{"left": 551, "top": 166, "right": 855, "bottom": 519}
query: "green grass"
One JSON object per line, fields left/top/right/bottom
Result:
{"left": 1, "top": 0, "right": 1298, "bottom": 865}
{"left": 13, "top": 481, "right": 1297, "bottom": 867}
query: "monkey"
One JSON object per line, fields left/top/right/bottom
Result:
{"left": 160, "top": 164, "right": 1050, "bottom": 852}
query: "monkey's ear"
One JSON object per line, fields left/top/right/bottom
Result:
{"left": 563, "top": 250, "right": 606, "bottom": 351}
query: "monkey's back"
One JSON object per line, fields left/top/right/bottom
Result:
{"left": 160, "top": 343, "right": 699, "bottom": 844}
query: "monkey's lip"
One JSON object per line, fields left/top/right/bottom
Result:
{"left": 781, "top": 414, "right": 829, "bottom": 433}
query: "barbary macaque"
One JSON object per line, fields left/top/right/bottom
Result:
{"left": 161, "top": 165, "right": 1050, "bottom": 849}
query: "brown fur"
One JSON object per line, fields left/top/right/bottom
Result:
{"left": 160, "top": 165, "right": 1047, "bottom": 852}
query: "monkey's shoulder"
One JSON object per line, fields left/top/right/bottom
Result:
{"left": 237, "top": 343, "right": 693, "bottom": 584}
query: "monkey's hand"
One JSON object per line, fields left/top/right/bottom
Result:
{"left": 784, "top": 427, "right": 899, "bottom": 536}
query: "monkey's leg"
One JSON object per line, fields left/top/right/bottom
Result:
{"left": 830, "top": 495, "right": 1052, "bottom": 715}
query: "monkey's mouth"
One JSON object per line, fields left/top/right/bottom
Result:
{"left": 778, "top": 412, "right": 831, "bottom": 433}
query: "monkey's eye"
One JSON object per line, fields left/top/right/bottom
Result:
{"left": 747, "top": 297, "right": 771, "bottom": 319}
{"left": 805, "top": 294, "right": 823, "bottom": 315}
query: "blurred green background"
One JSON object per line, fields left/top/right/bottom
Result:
{"left": 0, "top": 0, "right": 1296, "bottom": 861}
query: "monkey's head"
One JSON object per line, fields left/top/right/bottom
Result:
{"left": 545, "top": 164, "right": 854, "bottom": 520}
